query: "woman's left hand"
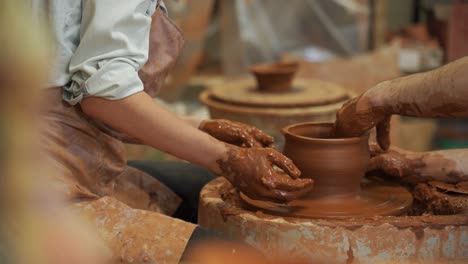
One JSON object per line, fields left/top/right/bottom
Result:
{"left": 200, "top": 119, "right": 274, "bottom": 148}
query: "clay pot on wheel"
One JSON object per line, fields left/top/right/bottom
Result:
{"left": 241, "top": 122, "right": 413, "bottom": 218}
{"left": 250, "top": 62, "right": 299, "bottom": 92}
{"left": 282, "top": 122, "right": 369, "bottom": 199}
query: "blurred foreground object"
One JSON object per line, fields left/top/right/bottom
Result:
{"left": 184, "top": 241, "right": 269, "bottom": 264}
{"left": 0, "top": 1, "right": 108, "bottom": 263}
{"left": 184, "top": 241, "right": 318, "bottom": 264}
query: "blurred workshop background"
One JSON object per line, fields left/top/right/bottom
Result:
{"left": 125, "top": 0, "right": 468, "bottom": 161}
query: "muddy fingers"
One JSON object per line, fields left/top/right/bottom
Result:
{"left": 266, "top": 148, "right": 301, "bottom": 179}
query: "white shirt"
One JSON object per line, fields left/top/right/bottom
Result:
{"left": 31, "top": 0, "right": 164, "bottom": 105}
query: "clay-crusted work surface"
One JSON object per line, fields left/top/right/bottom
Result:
{"left": 199, "top": 177, "right": 468, "bottom": 263}
{"left": 208, "top": 79, "right": 350, "bottom": 108}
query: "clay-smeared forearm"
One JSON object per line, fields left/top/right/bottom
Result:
{"left": 335, "top": 56, "right": 468, "bottom": 149}
{"left": 412, "top": 149, "right": 468, "bottom": 183}
{"left": 369, "top": 147, "right": 468, "bottom": 184}
{"left": 378, "top": 56, "right": 468, "bottom": 118}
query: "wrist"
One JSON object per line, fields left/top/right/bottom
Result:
{"left": 198, "top": 119, "right": 208, "bottom": 130}
{"left": 182, "top": 116, "right": 204, "bottom": 129}
{"left": 401, "top": 150, "right": 424, "bottom": 174}
{"left": 206, "top": 141, "right": 229, "bottom": 175}
{"left": 365, "top": 81, "right": 391, "bottom": 110}
{"left": 212, "top": 143, "right": 240, "bottom": 184}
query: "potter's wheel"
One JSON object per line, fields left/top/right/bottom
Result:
{"left": 199, "top": 177, "right": 468, "bottom": 262}
{"left": 241, "top": 180, "right": 413, "bottom": 218}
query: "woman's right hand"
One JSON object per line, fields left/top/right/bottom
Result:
{"left": 217, "top": 144, "right": 314, "bottom": 202}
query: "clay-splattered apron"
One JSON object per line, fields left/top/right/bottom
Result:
{"left": 39, "top": 4, "right": 196, "bottom": 263}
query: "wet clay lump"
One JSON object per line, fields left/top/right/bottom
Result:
{"left": 241, "top": 122, "right": 413, "bottom": 218}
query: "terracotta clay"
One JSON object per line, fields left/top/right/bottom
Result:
{"left": 250, "top": 62, "right": 299, "bottom": 92}
{"left": 199, "top": 119, "right": 274, "bottom": 148}
{"left": 284, "top": 123, "right": 370, "bottom": 198}
{"left": 217, "top": 144, "right": 313, "bottom": 203}
{"left": 242, "top": 122, "right": 413, "bottom": 218}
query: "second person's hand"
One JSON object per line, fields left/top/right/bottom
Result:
{"left": 334, "top": 84, "right": 392, "bottom": 150}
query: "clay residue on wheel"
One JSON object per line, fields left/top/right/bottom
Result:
{"left": 411, "top": 182, "right": 468, "bottom": 215}
{"left": 211, "top": 178, "right": 467, "bottom": 228}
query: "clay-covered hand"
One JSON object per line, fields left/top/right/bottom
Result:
{"left": 218, "top": 144, "right": 313, "bottom": 202}
{"left": 334, "top": 87, "right": 392, "bottom": 150}
{"left": 200, "top": 119, "right": 274, "bottom": 148}
{"left": 368, "top": 143, "right": 468, "bottom": 184}
{"left": 367, "top": 143, "right": 422, "bottom": 180}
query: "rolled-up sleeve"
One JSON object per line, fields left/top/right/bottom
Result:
{"left": 64, "top": 0, "right": 154, "bottom": 105}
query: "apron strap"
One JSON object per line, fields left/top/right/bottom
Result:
{"left": 147, "top": 0, "right": 163, "bottom": 16}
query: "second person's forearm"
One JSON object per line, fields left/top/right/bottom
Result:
{"left": 377, "top": 56, "right": 468, "bottom": 118}
{"left": 414, "top": 149, "right": 468, "bottom": 183}
{"left": 397, "top": 149, "right": 468, "bottom": 183}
